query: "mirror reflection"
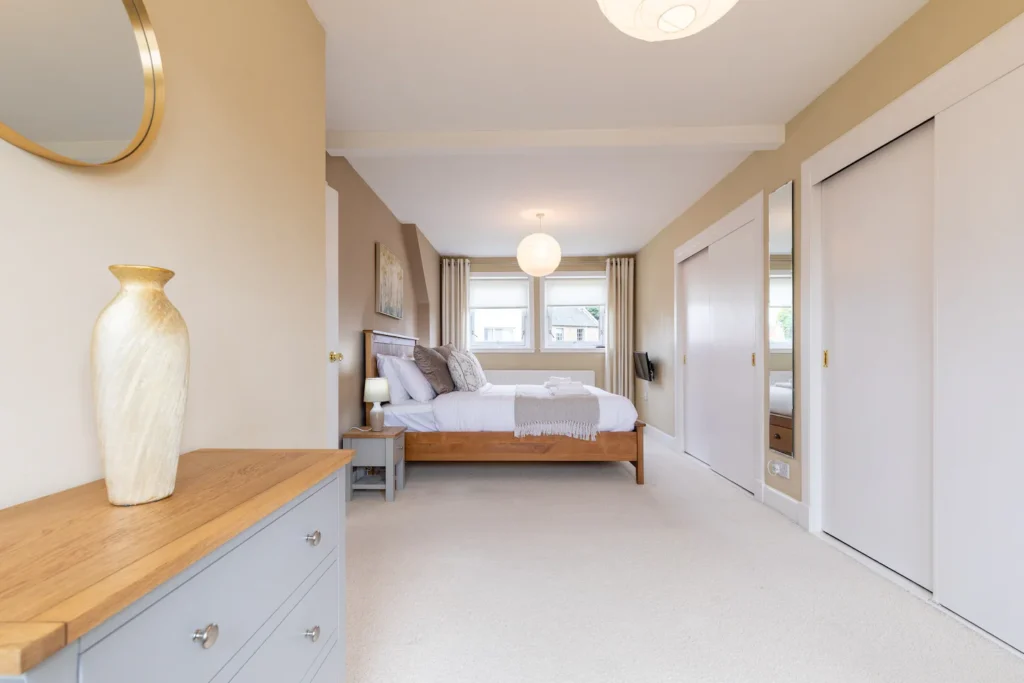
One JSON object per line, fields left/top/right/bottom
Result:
{"left": 0, "top": 0, "right": 161, "bottom": 165}
{"left": 768, "top": 181, "right": 795, "bottom": 457}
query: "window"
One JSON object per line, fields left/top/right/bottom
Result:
{"left": 543, "top": 273, "right": 607, "bottom": 350}
{"left": 769, "top": 273, "right": 794, "bottom": 351}
{"left": 469, "top": 274, "right": 532, "bottom": 351}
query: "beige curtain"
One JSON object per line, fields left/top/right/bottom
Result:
{"left": 605, "top": 257, "right": 635, "bottom": 401}
{"left": 441, "top": 257, "right": 471, "bottom": 349}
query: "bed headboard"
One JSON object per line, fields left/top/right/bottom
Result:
{"left": 363, "top": 329, "right": 418, "bottom": 425}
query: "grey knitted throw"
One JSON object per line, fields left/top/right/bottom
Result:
{"left": 513, "top": 388, "right": 599, "bottom": 441}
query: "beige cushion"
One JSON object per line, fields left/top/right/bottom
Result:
{"left": 435, "top": 343, "right": 456, "bottom": 361}
{"left": 447, "top": 348, "right": 487, "bottom": 392}
{"left": 414, "top": 345, "right": 456, "bottom": 395}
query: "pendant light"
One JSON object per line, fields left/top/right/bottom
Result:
{"left": 516, "top": 213, "right": 562, "bottom": 277}
{"left": 596, "top": 0, "right": 740, "bottom": 42}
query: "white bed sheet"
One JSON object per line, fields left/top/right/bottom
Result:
{"left": 432, "top": 384, "right": 638, "bottom": 433}
{"left": 382, "top": 384, "right": 639, "bottom": 433}
{"left": 769, "top": 384, "right": 793, "bottom": 417}
{"left": 383, "top": 401, "right": 438, "bottom": 431}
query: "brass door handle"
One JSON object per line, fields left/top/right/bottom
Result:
{"left": 329, "top": 351, "right": 343, "bottom": 363}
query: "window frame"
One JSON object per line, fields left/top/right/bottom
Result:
{"left": 540, "top": 271, "right": 607, "bottom": 352}
{"left": 468, "top": 272, "right": 534, "bottom": 353}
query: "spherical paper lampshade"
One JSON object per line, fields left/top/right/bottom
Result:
{"left": 596, "top": 0, "right": 740, "bottom": 42}
{"left": 517, "top": 232, "right": 562, "bottom": 277}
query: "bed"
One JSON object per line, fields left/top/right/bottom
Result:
{"left": 363, "top": 330, "right": 645, "bottom": 484}
{"left": 769, "top": 372, "right": 794, "bottom": 455}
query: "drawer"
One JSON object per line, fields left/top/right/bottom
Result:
{"left": 231, "top": 561, "right": 339, "bottom": 683}
{"left": 308, "top": 642, "right": 341, "bottom": 683}
{"left": 350, "top": 439, "right": 386, "bottom": 467}
{"left": 770, "top": 425, "right": 794, "bottom": 455}
{"left": 81, "top": 478, "right": 340, "bottom": 683}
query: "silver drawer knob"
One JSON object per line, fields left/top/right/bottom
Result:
{"left": 304, "top": 530, "right": 322, "bottom": 546}
{"left": 304, "top": 625, "right": 321, "bottom": 643}
{"left": 192, "top": 623, "right": 219, "bottom": 649}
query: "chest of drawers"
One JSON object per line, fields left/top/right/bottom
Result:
{"left": 0, "top": 449, "right": 352, "bottom": 683}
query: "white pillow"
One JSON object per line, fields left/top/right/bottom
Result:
{"left": 394, "top": 357, "right": 437, "bottom": 402}
{"left": 447, "top": 348, "right": 487, "bottom": 392}
{"left": 376, "top": 354, "right": 412, "bottom": 404}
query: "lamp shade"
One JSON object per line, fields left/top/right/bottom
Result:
{"left": 596, "top": 0, "right": 740, "bottom": 42}
{"left": 364, "top": 377, "right": 390, "bottom": 403}
{"left": 516, "top": 233, "right": 562, "bottom": 277}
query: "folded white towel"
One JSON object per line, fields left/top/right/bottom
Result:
{"left": 543, "top": 376, "right": 573, "bottom": 389}
{"left": 548, "top": 382, "right": 588, "bottom": 396}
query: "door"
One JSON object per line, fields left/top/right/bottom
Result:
{"left": 708, "top": 219, "right": 761, "bottom": 493}
{"left": 326, "top": 184, "right": 340, "bottom": 448}
{"left": 934, "top": 66, "right": 1024, "bottom": 651}
{"left": 681, "top": 248, "right": 712, "bottom": 464}
{"left": 821, "top": 123, "right": 934, "bottom": 589}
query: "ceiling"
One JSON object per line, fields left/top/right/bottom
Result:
{"left": 311, "top": 0, "right": 927, "bottom": 256}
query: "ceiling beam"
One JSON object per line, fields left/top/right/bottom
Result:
{"left": 327, "top": 125, "right": 785, "bottom": 157}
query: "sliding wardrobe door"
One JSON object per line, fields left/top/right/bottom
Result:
{"left": 821, "top": 123, "right": 934, "bottom": 589}
{"left": 934, "top": 66, "right": 1024, "bottom": 652}
{"left": 708, "top": 219, "right": 761, "bottom": 493}
{"left": 681, "top": 248, "right": 713, "bottom": 464}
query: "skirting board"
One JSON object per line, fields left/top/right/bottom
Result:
{"left": 762, "top": 484, "right": 809, "bottom": 529}
{"left": 643, "top": 423, "right": 677, "bottom": 451}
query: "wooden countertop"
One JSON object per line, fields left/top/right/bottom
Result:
{"left": 0, "top": 448, "right": 352, "bottom": 675}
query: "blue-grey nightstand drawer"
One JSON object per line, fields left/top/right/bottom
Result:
{"left": 348, "top": 439, "right": 386, "bottom": 467}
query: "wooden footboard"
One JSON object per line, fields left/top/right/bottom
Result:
{"left": 405, "top": 420, "right": 646, "bottom": 484}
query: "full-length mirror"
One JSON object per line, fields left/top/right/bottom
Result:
{"left": 768, "top": 181, "right": 795, "bottom": 457}
{"left": 0, "top": 0, "right": 162, "bottom": 166}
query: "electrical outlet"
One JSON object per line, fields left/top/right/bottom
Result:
{"left": 643, "top": 387, "right": 649, "bottom": 402}
{"left": 768, "top": 460, "right": 791, "bottom": 479}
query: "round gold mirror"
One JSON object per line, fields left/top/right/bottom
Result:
{"left": 0, "top": 0, "right": 163, "bottom": 166}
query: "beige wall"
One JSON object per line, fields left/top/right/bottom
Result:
{"left": 0, "top": 0, "right": 326, "bottom": 509}
{"left": 636, "top": 0, "right": 1024, "bottom": 500}
{"left": 468, "top": 257, "right": 609, "bottom": 387}
{"left": 326, "top": 157, "right": 441, "bottom": 430}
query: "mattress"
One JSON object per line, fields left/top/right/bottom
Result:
{"left": 769, "top": 383, "right": 793, "bottom": 417}
{"left": 383, "top": 401, "right": 438, "bottom": 431}
{"left": 383, "top": 384, "right": 638, "bottom": 433}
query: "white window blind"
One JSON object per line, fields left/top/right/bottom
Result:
{"left": 544, "top": 276, "right": 607, "bottom": 306}
{"left": 543, "top": 274, "right": 607, "bottom": 350}
{"left": 769, "top": 274, "right": 793, "bottom": 307}
{"left": 469, "top": 276, "right": 531, "bottom": 308}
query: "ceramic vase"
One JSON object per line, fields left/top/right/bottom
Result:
{"left": 91, "top": 265, "right": 190, "bottom": 506}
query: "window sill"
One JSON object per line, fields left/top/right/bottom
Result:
{"left": 540, "top": 347, "right": 606, "bottom": 354}
{"left": 470, "top": 348, "right": 536, "bottom": 354}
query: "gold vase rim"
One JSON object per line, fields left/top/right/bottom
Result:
{"left": 109, "top": 264, "right": 176, "bottom": 284}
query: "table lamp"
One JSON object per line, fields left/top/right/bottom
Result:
{"left": 364, "top": 377, "right": 390, "bottom": 432}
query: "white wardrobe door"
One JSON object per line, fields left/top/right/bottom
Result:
{"left": 821, "top": 122, "right": 934, "bottom": 589}
{"left": 934, "top": 66, "right": 1024, "bottom": 652}
{"left": 682, "top": 248, "right": 713, "bottom": 464}
{"left": 708, "top": 219, "right": 761, "bottom": 493}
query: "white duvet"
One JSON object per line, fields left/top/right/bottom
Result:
{"left": 384, "top": 384, "right": 638, "bottom": 433}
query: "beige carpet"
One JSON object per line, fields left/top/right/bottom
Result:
{"left": 346, "top": 440, "right": 1023, "bottom": 682}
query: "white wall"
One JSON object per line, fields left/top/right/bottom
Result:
{"left": 0, "top": 0, "right": 327, "bottom": 509}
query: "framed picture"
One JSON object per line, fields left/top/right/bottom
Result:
{"left": 375, "top": 242, "right": 404, "bottom": 319}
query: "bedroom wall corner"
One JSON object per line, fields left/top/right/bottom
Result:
{"left": 0, "top": 0, "right": 326, "bottom": 509}
{"left": 327, "top": 156, "right": 441, "bottom": 430}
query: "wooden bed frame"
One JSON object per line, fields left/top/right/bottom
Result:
{"left": 363, "top": 330, "right": 645, "bottom": 484}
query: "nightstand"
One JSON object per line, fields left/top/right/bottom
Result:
{"left": 342, "top": 426, "right": 406, "bottom": 502}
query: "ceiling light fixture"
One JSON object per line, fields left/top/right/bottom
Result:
{"left": 597, "top": 0, "right": 740, "bottom": 42}
{"left": 516, "top": 213, "right": 562, "bottom": 278}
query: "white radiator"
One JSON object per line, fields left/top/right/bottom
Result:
{"left": 483, "top": 369, "right": 597, "bottom": 387}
